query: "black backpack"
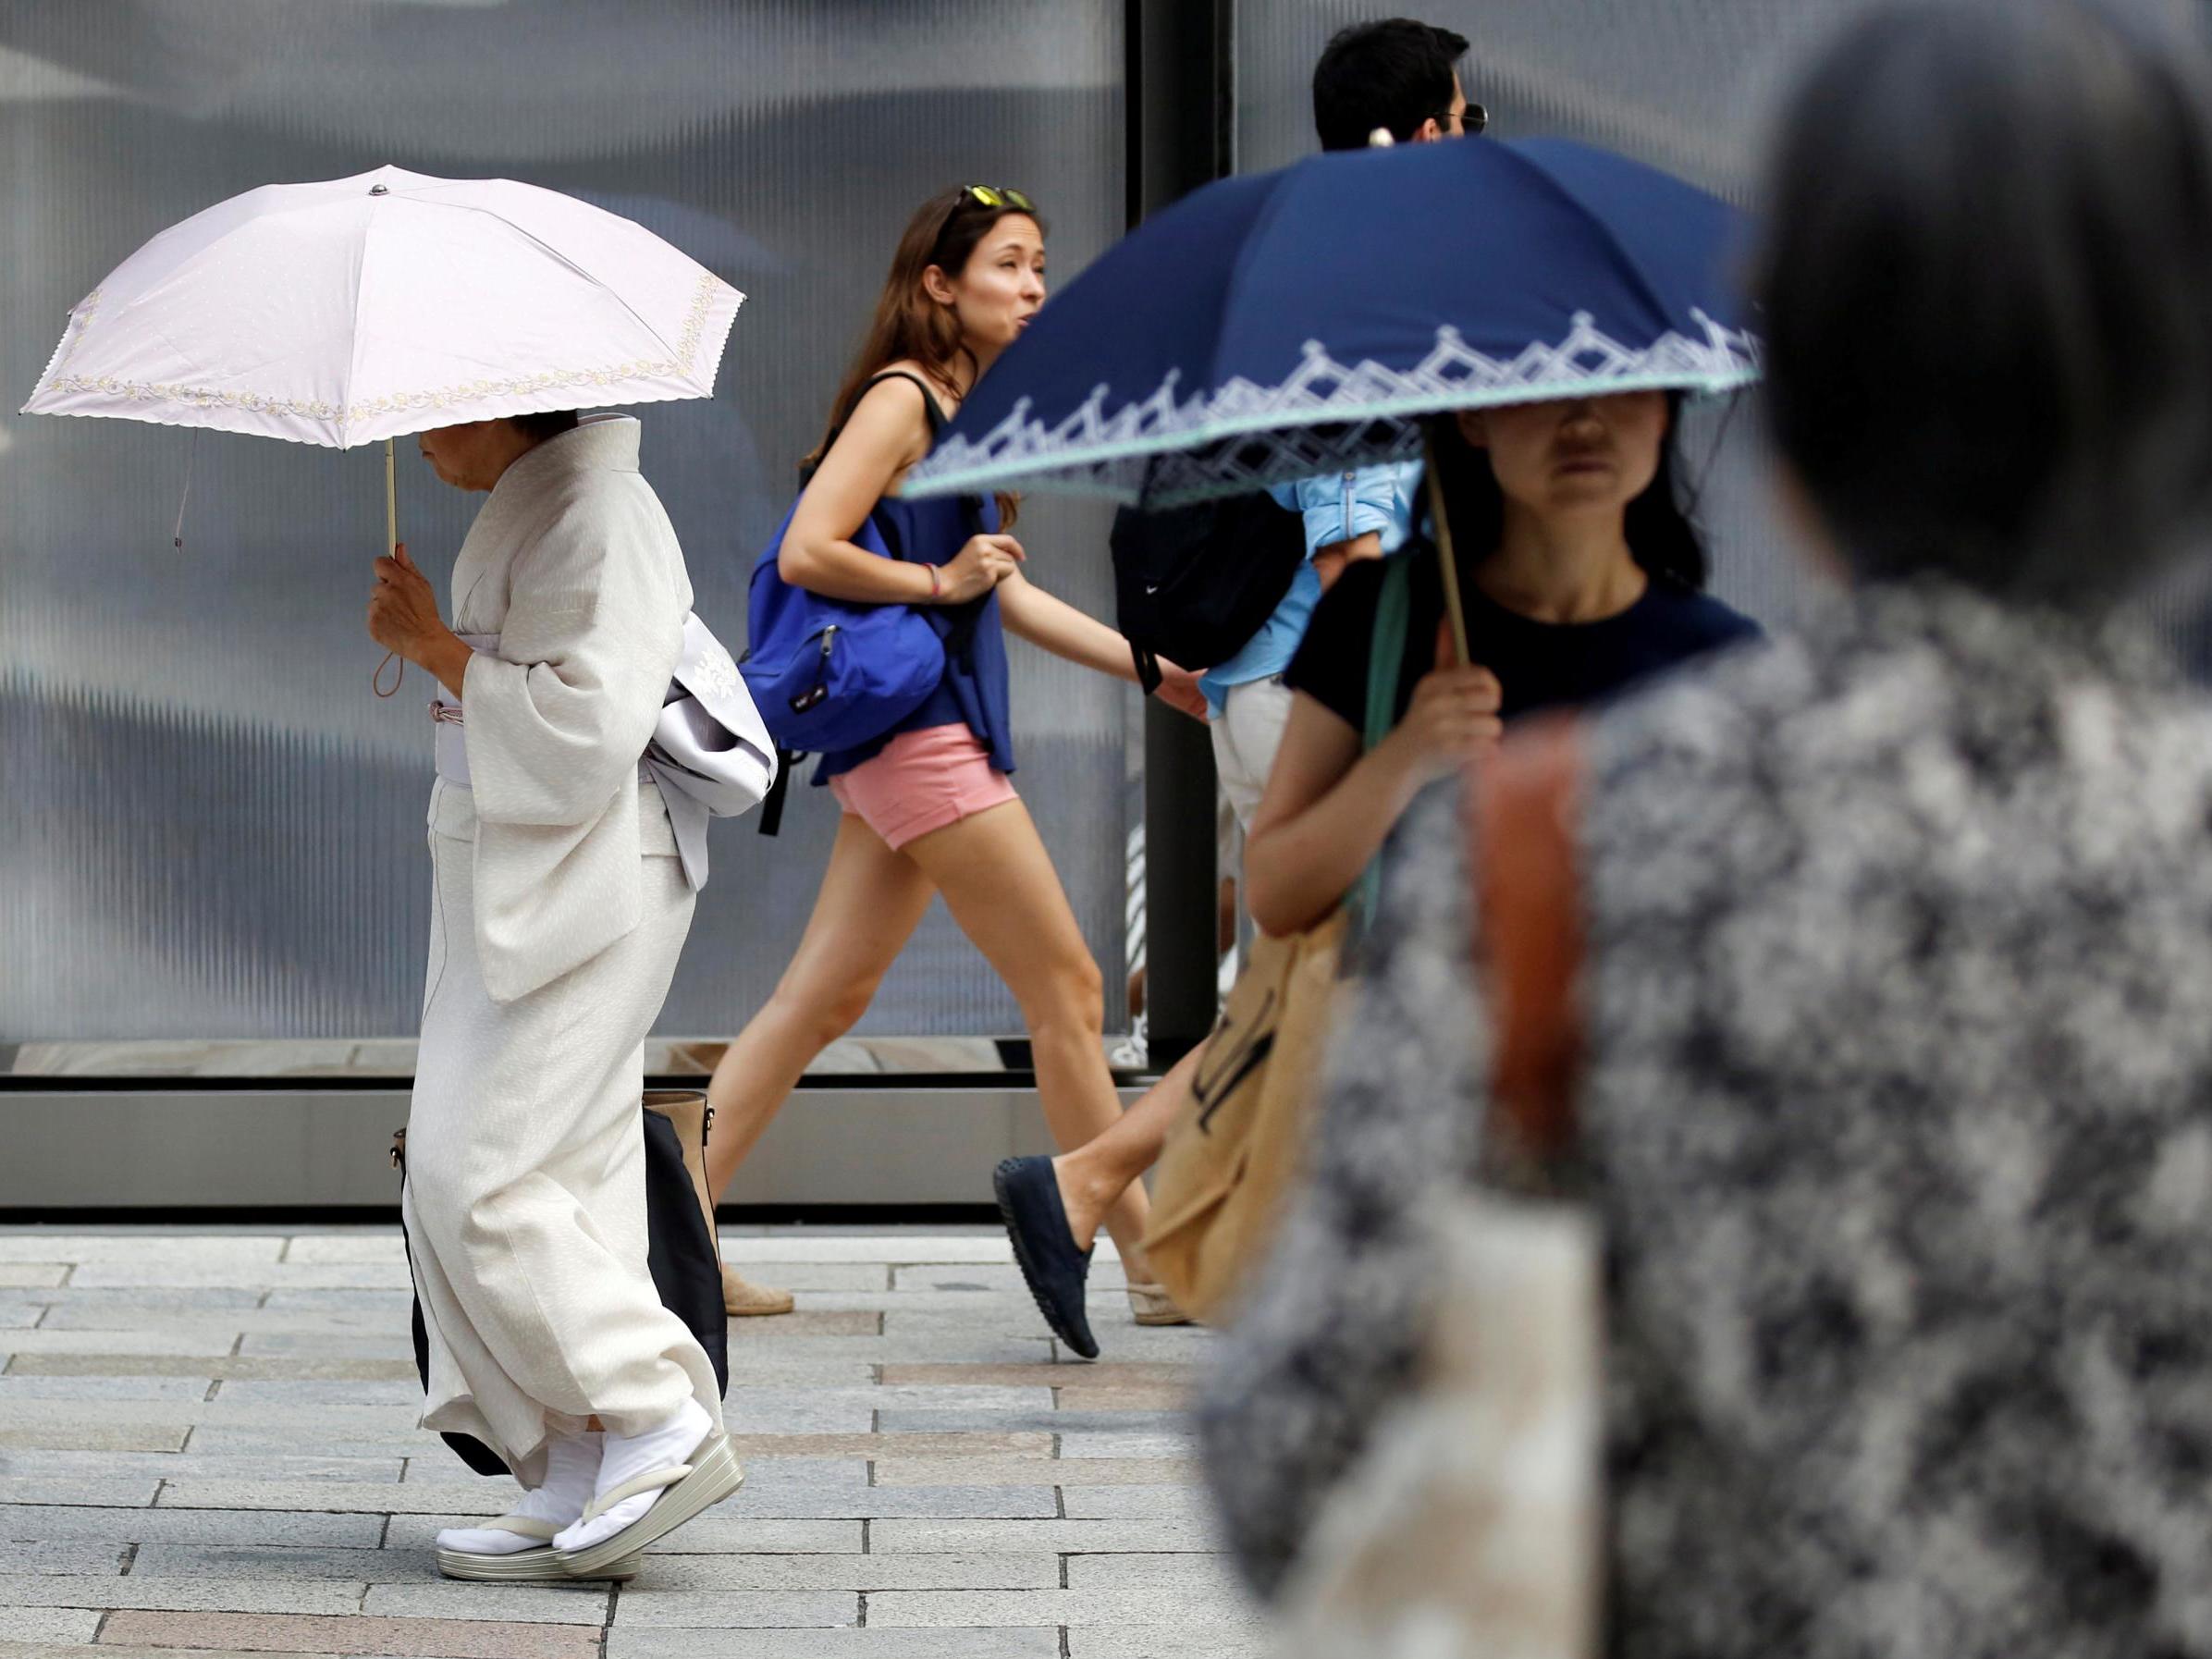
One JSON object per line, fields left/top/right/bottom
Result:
{"left": 1111, "top": 492, "right": 1308, "bottom": 688}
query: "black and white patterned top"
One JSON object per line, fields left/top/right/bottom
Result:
{"left": 1197, "top": 577, "right": 2212, "bottom": 1657}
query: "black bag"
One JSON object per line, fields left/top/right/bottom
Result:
{"left": 392, "top": 1090, "right": 731, "bottom": 1478}
{"left": 1111, "top": 492, "right": 1308, "bottom": 691}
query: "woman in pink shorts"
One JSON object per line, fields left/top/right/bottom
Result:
{"left": 701, "top": 186, "right": 1203, "bottom": 1316}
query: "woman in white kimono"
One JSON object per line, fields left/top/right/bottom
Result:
{"left": 366, "top": 408, "right": 743, "bottom": 1582}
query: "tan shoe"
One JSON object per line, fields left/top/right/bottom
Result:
{"left": 720, "top": 1262, "right": 795, "bottom": 1317}
{"left": 1125, "top": 1281, "right": 1194, "bottom": 1326}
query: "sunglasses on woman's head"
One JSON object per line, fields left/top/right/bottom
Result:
{"left": 965, "top": 185, "right": 1035, "bottom": 212}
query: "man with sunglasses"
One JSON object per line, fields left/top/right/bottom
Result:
{"left": 1204, "top": 18, "right": 1485, "bottom": 830}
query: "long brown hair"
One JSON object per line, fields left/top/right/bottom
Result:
{"left": 805, "top": 186, "right": 1043, "bottom": 523}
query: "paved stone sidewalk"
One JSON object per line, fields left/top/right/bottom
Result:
{"left": 0, "top": 1225, "right": 1267, "bottom": 1658}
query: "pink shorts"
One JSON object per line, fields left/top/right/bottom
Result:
{"left": 829, "top": 723, "right": 1017, "bottom": 851}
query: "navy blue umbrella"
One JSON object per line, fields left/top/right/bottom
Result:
{"left": 908, "top": 137, "right": 1758, "bottom": 510}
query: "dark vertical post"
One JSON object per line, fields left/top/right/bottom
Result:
{"left": 1128, "top": 0, "right": 1235, "bottom": 1069}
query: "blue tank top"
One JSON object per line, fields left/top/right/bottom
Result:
{"left": 813, "top": 373, "right": 1016, "bottom": 783}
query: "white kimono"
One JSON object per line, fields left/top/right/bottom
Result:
{"left": 400, "top": 414, "right": 722, "bottom": 1486}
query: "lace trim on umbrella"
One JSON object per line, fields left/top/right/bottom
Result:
{"left": 30, "top": 273, "right": 736, "bottom": 445}
{"left": 908, "top": 310, "right": 1761, "bottom": 506}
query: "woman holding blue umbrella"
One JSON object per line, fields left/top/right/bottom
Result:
{"left": 1246, "top": 391, "right": 1757, "bottom": 936}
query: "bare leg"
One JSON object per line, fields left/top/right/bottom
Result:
{"left": 1051, "top": 1038, "right": 1205, "bottom": 1253}
{"left": 905, "top": 800, "right": 1155, "bottom": 1279}
{"left": 704, "top": 815, "right": 937, "bottom": 1199}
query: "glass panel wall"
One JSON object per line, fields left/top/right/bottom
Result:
{"left": 1, "top": 0, "right": 1128, "bottom": 1044}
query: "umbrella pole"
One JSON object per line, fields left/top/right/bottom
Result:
{"left": 385, "top": 437, "right": 398, "bottom": 558}
{"left": 1424, "top": 423, "right": 1471, "bottom": 664}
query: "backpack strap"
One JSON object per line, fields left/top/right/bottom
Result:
{"left": 1467, "top": 715, "right": 1587, "bottom": 1163}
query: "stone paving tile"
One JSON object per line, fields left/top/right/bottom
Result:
{"left": 4, "top": 1451, "right": 402, "bottom": 1484}
{"left": 380, "top": 1516, "right": 865, "bottom": 1555}
{"left": 235, "top": 1333, "right": 415, "bottom": 1359}
{"left": 869, "top": 1518, "right": 1223, "bottom": 1554}
{"left": 0, "top": 1646, "right": 349, "bottom": 1659}
{"left": 603, "top": 1590, "right": 860, "bottom": 1628}
{"left": 0, "top": 1263, "right": 68, "bottom": 1287}
{"left": 731, "top": 1486, "right": 1062, "bottom": 1520}
{"left": 1054, "top": 1428, "right": 1194, "bottom": 1459}
{"left": 879, "top": 1363, "right": 1186, "bottom": 1389}
{"left": 873, "top": 1408, "right": 1185, "bottom": 1438}
{"left": 16, "top": 1287, "right": 266, "bottom": 1312}
{"left": 0, "top": 1237, "right": 283, "bottom": 1265}
{"left": 0, "top": 1505, "right": 387, "bottom": 1548}
{"left": 0, "top": 1477, "right": 162, "bottom": 1507}
{"left": 0, "top": 1374, "right": 216, "bottom": 1401}
{"left": 0, "top": 1572, "right": 367, "bottom": 1616}
{"left": 68, "top": 1263, "right": 412, "bottom": 1291}
{"left": 627, "top": 1553, "right": 1062, "bottom": 1592}
{"left": 2, "top": 1541, "right": 129, "bottom": 1575}
{"left": 184, "top": 1431, "right": 427, "bottom": 1460}
{"left": 130, "top": 1545, "right": 441, "bottom": 1583}
{"left": 1055, "top": 1385, "right": 1189, "bottom": 1411}
{"left": 720, "top": 1432, "right": 1056, "bottom": 1460}
{"left": 99, "top": 1610, "right": 602, "bottom": 1658}
{"left": 281, "top": 1236, "right": 408, "bottom": 1265}
{"left": 1064, "top": 1628, "right": 1274, "bottom": 1659}
{"left": 606, "top": 1630, "right": 1057, "bottom": 1659}
{"left": 1062, "top": 1554, "right": 1246, "bottom": 1595}
{"left": 159, "top": 1481, "right": 507, "bottom": 1515}
{"left": 0, "top": 1607, "right": 101, "bottom": 1645}
{"left": 212, "top": 1379, "right": 423, "bottom": 1407}
{"left": 36, "top": 1309, "right": 395, "bottom": 1337}
{"left": 0, "top": 1421, "right": 190, "bottom": 1453}
{"left": 867, "top": 1587, "right": 1262, "bottom": 1628}
{"left": 1061, "top": 1486, "right": 1210, "bottom": 1520}
{"left": 4, "top": 1355, "right": 416, "bottom": 1382}
{"left": 359, "top": 1582, "right": 613, "bottom": 1624}
{"left": 870, "top": 1456, "right": 1194, "bottom": 1488}
{"left": 0, "top": 1328, "right": 240, "bottom": 1357}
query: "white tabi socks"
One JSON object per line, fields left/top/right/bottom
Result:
{"left": 554, "top": 1396, "right": 715, "bottom": 1554}
{"left": 436, "top": 1431, "right": 602, "bottom": 1555}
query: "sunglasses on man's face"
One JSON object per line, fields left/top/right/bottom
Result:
{"left": 1432, "top": 103, "right": 1490, "bottom": 136}
{"left": 965, "top": 185, "right": 1036, "bottom": 212}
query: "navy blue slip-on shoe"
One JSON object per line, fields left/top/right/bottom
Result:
{"left": 992, "top": 1155, "right": 1099, "bottom": 1360}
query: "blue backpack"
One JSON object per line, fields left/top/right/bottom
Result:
{"left": 740, "top": 373, "right": 988, "bottom": 831}
{"left": 742, "top": 498, "right": 949, "bottom": 756}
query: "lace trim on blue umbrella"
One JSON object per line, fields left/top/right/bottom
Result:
{"left": 909, "top": 310, "right": 1761, "bottom": 506}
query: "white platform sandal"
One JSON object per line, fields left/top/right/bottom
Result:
{"left": 436, "top": 1513, "right": 644, "bottom": 1581}
{"left": 556, "top": 1432, "right": 745, "bottom": 1579}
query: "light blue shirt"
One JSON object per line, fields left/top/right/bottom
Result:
{"left": 1199, "top": 461, "right": 1423, "bottom": 714}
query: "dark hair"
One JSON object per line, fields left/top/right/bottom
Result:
{"left": 1312, "top": 18, "right": 1470, "bottom": 152}
{"left": 506, "top": 409, "right": 581, "bottom": 443}
{"left": 1424, "top": 398, "right": 1709, "bottom": 592}
{"left": 805, "top": 186, "right": 1042, "bottom": 527}
{"left": 1758, "top": 0, "right": 2212, "bottom": 604}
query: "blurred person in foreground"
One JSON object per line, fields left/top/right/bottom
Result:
{"left": 1197, "top": 3, "right": 2212, "bottom": 1653}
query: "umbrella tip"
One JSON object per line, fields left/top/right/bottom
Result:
{"left": 369, "top": 183, "right": 389, "bottom": 196}
{"left": 1367, "top": 128, "right": 1395, "bottom": 149}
